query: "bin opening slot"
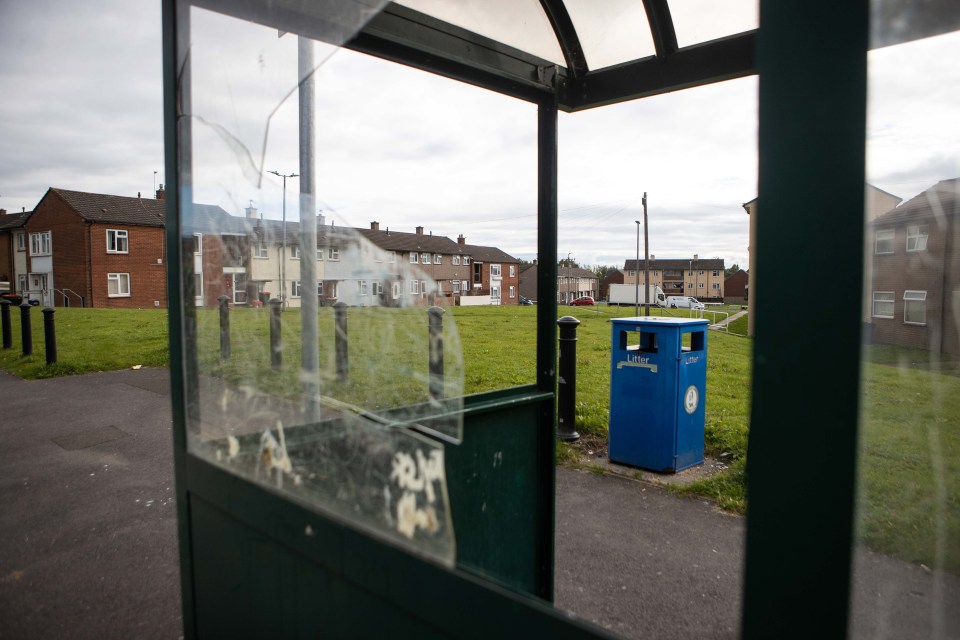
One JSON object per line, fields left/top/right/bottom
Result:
{"left": 621, "top": 329, "right": 658, "bottom": 353}
{"left": 681, "top": 331, "right": 705, "bottom": 353}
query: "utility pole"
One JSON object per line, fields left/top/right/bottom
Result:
{"left": 268, "top": 170, "right": 299, "bottom": 309}
{"left": 634, "top": 220, "right": 641, "bottom": 317}
{"left": 643, "top": 192, "right": 650, "bottom": 316}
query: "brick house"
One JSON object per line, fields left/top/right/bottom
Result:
{"left": 868, "top": 178, "right": 960, "bottom": 354}
{"left": 724, "top": 270, "right": 749, "bottom": 304}
{"left": 600, "top": 268, "right": 624, "bottom": 301}
{"left": 458, "top": 238, "right": 521, "bottom": 305}
{"left": 25, "top": 188, "right": 168, "bottom": 308}
{"left": 0, "top": 209, "right": 32, "bottom": 297}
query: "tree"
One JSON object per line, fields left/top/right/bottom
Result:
{"left": 558, "top": 257, "right": 580, "bottom": 269}
{"left": 590, "top": 264, "right": 619, "bottom": 281}
{"left": 725, "top": 264, "right": 741, "bottom": 278}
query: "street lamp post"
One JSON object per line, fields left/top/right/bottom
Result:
{"left": 634, "top": 220, "right": 641, "bottom": 317}
{"left": 268, "top": 170, "right": 299, "bottom": 308}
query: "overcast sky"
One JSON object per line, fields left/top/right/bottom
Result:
{"left": 1, "top": 0, "right": 958, "bottom": 271}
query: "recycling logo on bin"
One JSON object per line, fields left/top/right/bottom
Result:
{"left": 683, "top": 385, "right": 699, "bottom": 414}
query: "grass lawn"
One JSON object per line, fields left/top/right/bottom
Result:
{"left": 1, "top": 305, "right": 956, "bottom": 573}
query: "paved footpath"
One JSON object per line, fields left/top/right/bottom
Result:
{"left": 1, "top": 368, "right": 956, "bottom": 639}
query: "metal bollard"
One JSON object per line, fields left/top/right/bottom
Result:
{"left": 19, "top": 302, "right": 33, "bottom": 357}
{"left": 1, "top": 300, "right": 11, "bottom": 349}
{"left": 427, "top": 306, "right": 444, "bottom": 400}
{"left": 42, "top": 307, "right": 57, "bottom": 365}
{"left": 556, "top": 315, "right": 581, "bottom": 441}
{"left": 269, "top": 298, "right": 282, "bottom": 369}
{"left": 334, "top": 302, "right": 348, "bottom": 382}
{"left": 218, "top": 295, "right": 231, "bottom": 361}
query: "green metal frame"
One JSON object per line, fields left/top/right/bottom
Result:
{"left": 161, "top": 0, "right": 930, "bottom": 637}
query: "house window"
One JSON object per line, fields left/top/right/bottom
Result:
{"left": 906, "top": 225, "right": 928, "bottom": 252}
{"left": 410, "top": 280, "right": 419, "bottom": 294}
{"left": 30, "top": 231, "right": 51, "bottom": 256}
{"left": 491, "top": 285, "right": 501, "bottom": 300}
{"left": 434, "top": 254, "right": 442, "bottom": 265}
{"left": 421, "top": 252, "right": 430, "bottom": 264}
{"left": 107, "top": 273, "right": 130, "bottom": 297}
{"left": 291, "top": 281, "right": 302, "bottom": 298}
{"left": 653, "top": 270, "right": 658, "bottom": 276}
{"left": 453, "top": 255, "right": 461, "bottom": 265}
{"left": 463, "top": 256, "right": 471, "bottom": 265}
{"left": 373, "top": 281, "right": 383, "bottom": 295}
{"left": 421, "top": 281, "right": 426, "bottom": 296}
{"left": 359, "top": 280, "right": 368, "bottom": 295}
{"left": 453, "top": 280, "right": 461, "bottom": 294}
{"left": 329, "top": 247, "right": 340, "bottom": 261}
{"left": 254, "top": 242, "right": 268, "bottom": 258}
{"left": 316, "top": 248, "right": 324, "bottom": 261}
{"left": 410, "top": 252, "right": 418, "bottom": 263}
{"left": 712, "top": 283, "right": 720, "bottom": 290}
{"left": 491, "top": 264, "right": 501, "bottom": 278}
{"left": 903, "top": 290, "right": 926, "bottom": 324}
{"left": 509, "top": 285, "right": 516, "bottom": 298}
{"left": 462, "top": 280, "right": 469, "bottom": 292}
{"left": 389, "top": 251, "right": 396, "bottom": 263}
{"left": 872, "top": 291, "right": 894, "bottom": 318}
{"left": 318, "top": 281, "right": 324, "bottom": 296}
{"left": 699, "top": 282, "right": 704, "bottom": 288}
{"left": 875, "top": 229, "right": 895, "bottom": 254}
{"left": 699, "top": 270, "right": 705, "bottom": 275}
{"left": 688, "top": 283, "right": 693, "bottom": 289}
{"left": 18, "top": 274, "right": 28, "bottom": 293}
{"left": 688, "top": 270, "right": 693, "bottom": 276}
{"left": 712, "top": 270, "right": 720, "bottom": 277}
{"left": 16, "top": 232, "right": 26, "bottom": 252}
{"left": 289, "top": 245, "right": 300, "bottom": 259}
{"left": 392, "top": 282, "right": 401, "bottom": 297}
{"left": 629, "top": 270, "right": 635, "bottom": 276}
{"left": 106, "top": 229, "right": 128, "bottom": 254}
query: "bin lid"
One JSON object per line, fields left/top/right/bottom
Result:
{"left": 611, "top": 316, "right": 709, "bottom": 327}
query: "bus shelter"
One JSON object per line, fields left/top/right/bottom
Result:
{"left": 161, "top": 1, "right": 959, "bottom": 637}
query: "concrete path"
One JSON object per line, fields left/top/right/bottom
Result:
{"left": 1, "top": 368, "right": 957, "bottom": 639}
{"left": 708, "top": 309, "right": 747, "bottom": 331}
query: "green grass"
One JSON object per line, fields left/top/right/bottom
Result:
{"left": 1, "top": 306, "right": 957, "bottom": 573}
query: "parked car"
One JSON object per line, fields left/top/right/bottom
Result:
{"left": 519, "top": 296, "right": 535, "bottom": 305}
{"left": 570, "top": 296, "right": 595, "bottom": 306}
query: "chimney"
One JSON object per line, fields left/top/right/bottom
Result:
{"left": 245, "top": 204, "right": 258, "bottom": 219}
{"left": 533, "top": 259, "right": 538, "bottom": 266}
{"left": 0, "top": 209, "right": 6, "bottom": 216}
{"left": 138, "top": 191, "right": 141, "bottom": 199}
{"left": 371, "top": 221, "right": 380, "bottom": 231}
{"left": 650, "top": 254, "right": 655, "bottom": 260}
{"left": 693, "top": 254, "right": 698, "bottom": 260}
{"left": 416, "top": 226, "right": 424, "bottom": 235}
{"left": 318, "top": 213, "right": 326, "bottom": 227}
{"left": 457, "top": 234, "right": 465, "bottom": 245}
{"left": 156, "top": 184, "right": 165, "bottom": 200}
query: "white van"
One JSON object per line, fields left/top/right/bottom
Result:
{"left": 666, "top": 296, "right": 705, "bottom": 310}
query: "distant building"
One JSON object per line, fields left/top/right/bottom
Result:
{"left": 623, "top": 255, "right": 725, "bottom": 302}
{"left": 600, "top": 269, "right": 624, "bottom": 301}
{"left": 518, "top": 261, "right": 598, "bottom": 304}
{"left": 0, "top": 208, "right": 33, "bottom": 297}
{"left": 724, "top": 270, "right": 749, "bottom": 304}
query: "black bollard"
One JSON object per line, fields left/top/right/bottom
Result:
{"left": 427, "top": 306, "right": 444, "bottom": 400}
{"left": 556, "top": 316, "right": 581, "bottom": 441}
{"left": 1, "top": 299, "right": 11, "bottom": 349}
{"left": 334, "top": 302, "right": 348, "bottom": 382}
{"left": 269, "top": 298, "right": 282, "bottom": 369}
{"left": 42, "top": 307, "right": 57, "bottom": 365}
{"left": 19, "top": 302, "right": 33, "bottom": 357}
{"left": 218, "top": 295, "right": 231, "bottom": 361}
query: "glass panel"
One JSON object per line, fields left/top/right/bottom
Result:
{"left": 394, "top": 0, "right": 565, "bottom": 65}
{"left": 563, "top": 0, "right": 656, "bottom": 70}
{"left": 182, "top": 5, "right": 468, "bottom": 565}
{"left": 853, "top": 23, "right": 960, "bottom": 638}
{"left": 669, "top": 0, "right": 758, "bottom": 49}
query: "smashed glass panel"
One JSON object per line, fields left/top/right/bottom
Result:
{"left": 669, "top": 0, "right": 758, "bottom": 49}
{"left": 178, "top": 4, "right": 464, "bottom": 565}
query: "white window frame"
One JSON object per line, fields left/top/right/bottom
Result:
{"left": 903, "top": 290, "right": 927, "bottom": 325}
{"left": 434, "top": 254, "right": 442, "bottom": 265}
{"left": 453, "top": 255, "right": 461, "bottom": 265}
{"left": 712, "top": 283, "right": 720, "bottom": 290}
{"left": 291, "top": 281, "right": 302, "bottom": 298}
{"left": 374, "top": 281, "right": 383, "bottom": 295}
{"left": 421, "top": 252, "right": 430, "bottom": 264}
{"left": 906, "top": 225, "right": 929, "bottom": 252}
{"left": 872, "top": 291, "right": 894, "bottom": 319}
{"left": 289, "top": 245, "right": 301, "bottom": 260}
{"left": 253, "top": 242, "right": 268, "bottom": 259}
{"left": 393, "top": 282, "right": 401, "bottom": 297}
{"left": 107, "top": 272, "right": 130, "bottom": 297}
{"left": 687, "top": 283, "right": 693, "bottom": 289}
{"left": 410, "top": 279, "right": 419, "bottom": 294}
{"left": 463, "top": 256, "right": 471, "bottom": 265}
{"left": 699, "top": 282, "right": 704, "bottom": 288}
{"left": 359, "top": 280, "right": 368, "bottom": 295}
{"left": 452, "top": 280, "right": 461, "bottom": 294}
{"left": 420, "top": 281, "right": 426, "bottom": 296}
{"left": 875, "top": 229, "right": 895, "bottom": 255}
{"left": 509, "top": 285, "right": 516, "bottom": 298}
{"left": 318, "top": 281, "right": 325, "bottom": 296}
{"left": 106, "top": 229, "right": 129, "bottom": 254}
{"left": 389, "top": 251, "right": 396, "bottom": 263}
{"left": 409, "top": 252, "right": 418, "bottom": 263}
{"left": 491, "top": 264, "right": 502, "bottom": 278}
{"left": 712, "top": 270, "right": 720, "bottom": 277}
{"left": 30, "top": 231, "right": 51, "bottom": 256}
{"left": 18, "top": 274, "right": 28, "bottom": 293}
{"left": 15, "top": 232, "right": 26, "bottom": 252}
{"left": 509, "top": 265, "right": 516, "bottom": 277}
{"left": 329, "top": 246, "right": 340, "bottom": 261}
{"left": 316, "top": 248, "right": 324, "bottom": 261}
{"left": 491, "top": 285, "right": 501, "bottom": 300}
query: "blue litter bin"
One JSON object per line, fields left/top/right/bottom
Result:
{"left": 608, "top": 317, "right": 708, "bottom": 473}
